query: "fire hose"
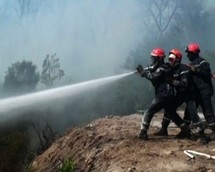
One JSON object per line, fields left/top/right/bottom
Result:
{"left": 184, "top": 150, "right": 215, "bottom": 159}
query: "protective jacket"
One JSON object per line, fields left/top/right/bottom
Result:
{"left": 189, "top": 56, "right": 215, "bottom": 128}
{"left": 142, "top": 63, "right": 174, "bottom": 98}
{"left": 169, "top": 63, "right": 201, "bottom": 125}
{"left": 171, "top": 63, "right": 193, "bottom": 98}
{"left": 139, "top": 62, "right": 182, "bottom": 131}
{"left": 189, "top": 57, "right": 213, "bottom": 95}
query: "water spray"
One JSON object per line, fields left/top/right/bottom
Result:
{"left": 0, "top": 71, "right": 135, "bottom": 122}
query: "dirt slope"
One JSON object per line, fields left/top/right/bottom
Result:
{"left": 31, "top": 114, "right": 215, "bottom": 172}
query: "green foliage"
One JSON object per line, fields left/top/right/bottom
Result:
{"left": 3, "top": 60, "right": 40, "bottom": 93}
{"left": 58, "top": 158, "right": 75, "bottom": 172}
{"left": 41, "top": 54, "right": 65, "bottom": 87}
{"left": 0, "top": 129, "right": 29, "bottom": 172}
{"left": 23, "top": 164, "right": 33, "bottom": 172}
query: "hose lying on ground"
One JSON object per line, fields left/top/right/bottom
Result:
{"left": 184, "top": 150, "right": 215, "bottom": 159}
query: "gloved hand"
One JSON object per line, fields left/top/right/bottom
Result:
{"left": 189, "top": 65, "right": 199, "bottom": 72}
{"left": 141, "top": 70, "right": 150, "bottom": 77}
{"left": 136, "top": 64, "right": 143, "bottom": 73}
{"left": 172, "top": 80, "right": 180, "bottom": 86}
{"left": 165, "top": 76, "right": 173, "bottom": 84}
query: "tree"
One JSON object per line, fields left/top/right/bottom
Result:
{"left": 41, "top": 54, "right": 65, "bottom": 87}
{"left": 4, "top": 60, "right": 40, "bottom": 93}
{"left": 15, "top": 0, "right": 31, "bottom": 19}
{"left": 176, "top": 0, "right": 207, "bottom": 41}
{"left": 0, "top": 129, "right": 29, "bottom": 172}
{"left": 15, "top": 0, "right": 42, "bottom": 19}
{"left": 31, "top": 111, "right": 56, "bottom": 154}
{"left": 141, "top": 0, "right": 178, "bottom": 39}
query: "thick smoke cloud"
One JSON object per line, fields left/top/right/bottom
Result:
{"left": 0, "top": 0, "right": 215, "bottom": 139}
{"left": 0, "top": 0, "right": 144, "bottom": 83}
{"left": 0, "top": 0, "right": 215, "bottom": 84}
{"left": 0, "top": 0, "right": 215, "bottom": 115}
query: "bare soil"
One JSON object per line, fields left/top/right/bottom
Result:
{"left": 31, "top": 113, "right": 215, "bottom": 172}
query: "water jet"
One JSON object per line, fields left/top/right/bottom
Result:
{"left": 0, "top": 71, "right": 135, "bottom": 122}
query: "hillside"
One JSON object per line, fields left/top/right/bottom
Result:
{"left": 31, "top": 113, "right": 215, "bottom": 172}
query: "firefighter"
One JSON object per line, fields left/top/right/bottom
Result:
{"left": 184, "top": 43, "right": 215, "bottom": 140}
{"left": 154, "top": 49, "right": 208, "bottom": 143}
{"left": 136, "top": 48, "right": 190, "bottom": 140}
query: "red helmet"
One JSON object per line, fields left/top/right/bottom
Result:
{"left": 169, "top": 49, "right": 182, "bottom": 61}
{"left": 150, "top": 48, "right": 165, "bottom": 58}
{"left": 185, "top": 43, "right": 200, "bottom": 53}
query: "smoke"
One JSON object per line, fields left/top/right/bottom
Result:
{"left": 0, "top": 0, "right": 145, "bottom": 83}
{"left": 1, "top": 2, "right": 215, "bottom": 157}
{"left": 0, "top": 0, "right": 215, "bottom": 129}
{"left": 0, "top": 1, "right": 215, "bottom": 83}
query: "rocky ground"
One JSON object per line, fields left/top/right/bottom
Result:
{"left": 31, "top": 113, "right": 215, "bottom": 172}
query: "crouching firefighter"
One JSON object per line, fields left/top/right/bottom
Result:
{"left": 154, "top": 49, "right": 209, "bottom": 143}
{"left": 136, "top": 48, "right": 191, "bottom": 140}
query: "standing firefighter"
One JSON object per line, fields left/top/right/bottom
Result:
{"left": 155, "top": 49, "right": 208, "bottom": 143}
{"left": 136, "top": 48, "right": 190, "bottom": 140}
{"left": 184, "top": 43, "right": 215, "bottom": 140}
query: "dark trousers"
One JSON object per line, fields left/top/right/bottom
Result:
{"left": 168, "top": 94, "right": 201, "bottom": 125}
{"left": 142, "top": 96, "right": 184, "bottom": 130}
{"left": 185, "top": 90, "right": 215, "bottom": 127}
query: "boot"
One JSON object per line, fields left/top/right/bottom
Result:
{"left": 209, "top": 123, "right": 215, "bottom": 140}
{"left": 183, "top": 108, "right": 191, "bottom": 126}
{"left": 175, "top": 123, "right": 191, "bottom": 139}
{"left": 198, "top": 130, "right": 211, "bottom": 144}
{"left": 154, "top": 117, "right": 170, "bottom": 136}
{"left": 210, "top": 130, "right": 215, "bottom": 141}
{"left": 191, "top": 123, "right": 210, "bottom": 144}
{"left": 154, "top": 127, "right": 168, "bottom": 136}
{"left": 138, "top": 130, "right": 148, "bottom": 140}
{"left": 184, "top": 120, "right": 191, "bottom": 126}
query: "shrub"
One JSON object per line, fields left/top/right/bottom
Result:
{"left": 58, "top": 158, "right": 75, "bottom": 172}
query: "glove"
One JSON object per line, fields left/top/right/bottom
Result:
{"left": 189, "top": 65, "right": 199, "bottom": 72}
{"left": 136, "top": 64, "right": 143, "bottom": 73}
{"left": 141, "top": 70, "right": 150, "bottom": 77}
{"left": 172, "top": 80, "right": 180, "bottom": 86}
{"left": 165, "top": 76, "right": 173, "bottom": 84}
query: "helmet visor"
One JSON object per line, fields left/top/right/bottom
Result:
{"left": 151, "top": 56, "right": 159, "bottom": 63}
{"left": 168, "top": 54, "right": 176, "bottom": 65}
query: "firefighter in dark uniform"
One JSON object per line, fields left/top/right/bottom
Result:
{"left": 154, "top": 49, "right": 208, "bottom": 143}
{"left": 136, "top": 48, "right": 190, "bottom": 140}
{"left": 184, "top": 43, "right": 215, "bottom": 140}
